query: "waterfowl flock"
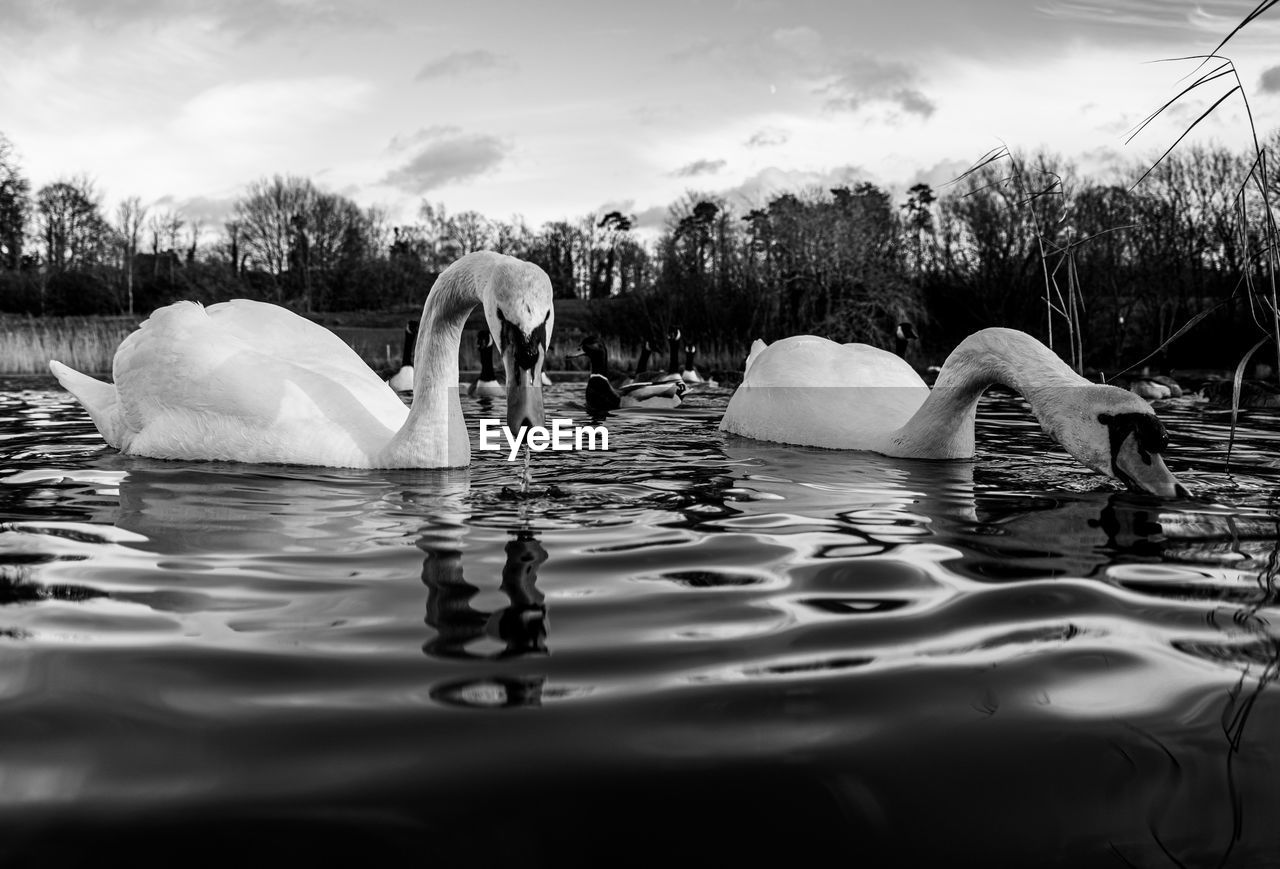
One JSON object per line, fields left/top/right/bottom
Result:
{"left": 50, "top": 251, "right": 1191, "bottom": 496}
{"left": 576, "top": 335, "right": 686, "bottom": 411}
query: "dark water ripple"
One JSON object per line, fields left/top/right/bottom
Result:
{"left": 0, "top": 377, "right": 1278, "bottom": 866}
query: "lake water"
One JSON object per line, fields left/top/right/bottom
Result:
{"left": 1, "top": 376, "right": 1278, "bottom": 867}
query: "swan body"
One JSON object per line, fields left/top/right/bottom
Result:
{"left": 720, "top": 328, "right": 1184, "bottom": 496}
{"left": 51, "top": 251, "right": 554, "bottom": 469}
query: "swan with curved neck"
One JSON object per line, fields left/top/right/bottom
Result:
{"left": 720, "top": 327, "right": 1184, "bottom": 496}
{"left": 49, "top": 251, "right": 553, "bottom": 469}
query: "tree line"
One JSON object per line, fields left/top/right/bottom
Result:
{"left": 0, "top": 128, "right": 1276, "bottom": 371}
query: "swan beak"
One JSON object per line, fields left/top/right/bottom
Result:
{"left": 502, "top": 342, "right": 545, "bottom": 433}
{"left": 1114, "top": 435, "right": 1187, "bottom": 497}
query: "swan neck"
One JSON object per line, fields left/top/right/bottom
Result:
{"left": 893, "top": 328, "right": 1085, "bottom": 458}
{"left": 414, "top": 278, "right": 478, "bottom": 393}
{"left": 380, "top": 267, "right": 480, "bottom": 466}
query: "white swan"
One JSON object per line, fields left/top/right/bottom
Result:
{"left": 720, "top": 327, "right": 1185, "bottom": 496}
{"left": 50, "top": 251, "right": 554, "bottom": 469}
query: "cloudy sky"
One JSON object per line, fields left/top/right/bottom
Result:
{"left": 2, "top": 0, "right": 1278, "bottom": 232}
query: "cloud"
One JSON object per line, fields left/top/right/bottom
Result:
{"left": 745, "top": 127, "right": 789, "bottom": 148}
{"left": 671, "top": 159, "right": 727, "bottom": 178}
{"left": 381, "top": 128, "right": 509, "bottom": 193}
{"left": 0, "top": 0, "right": 383, "bottom": 40}
{"left": 414, "top": 50, "right": 517, "bottom": 82}
{"left": 666, "top": 26, "right": 826, "bottom": 79}
{"left": 666, "top": 36, "right": 720, "bottom": 64}
{"left": 770, "top": 26, "right": 822, "bottom": 58}
{"left": 1261, "top": 65, "right": 1280, "bottom": 94}
{"left": 821, "top": 54, "right": 935, "bottom": 118}
{"left": 387, "top": 125, "right": 463, "bottom": 154}
{"left": 903, "top": 159, "right": 975, "bottom": 194}
{"left": 167, "top": 193, "right": 239, "bottom": 226}
{"left": 717, "top": 165, "right": 869, "bottom": 210}
{"left": 174, "top": 76, "right": 372, "bottom": 140}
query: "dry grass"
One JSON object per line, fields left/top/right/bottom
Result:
{"left": 0, "top": 315, "right": 749, "bottom": 378}
{"left": 0, "top": 317, "right": 137, "bottom": 375}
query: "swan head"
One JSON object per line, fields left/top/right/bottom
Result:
{"left": 482, "top": 260, "right": 554, "bottom": 433}
{"left": 1038, "top": 385, "right": 1187, "bottom": 497}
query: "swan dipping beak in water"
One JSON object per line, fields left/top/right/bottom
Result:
{"left": 49, "top": 251, "right": 554, "bottom": 469}
{"left": 720, "top": 327, "right": 1187, "bottom": 497}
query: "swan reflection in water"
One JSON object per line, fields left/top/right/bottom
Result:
{"left": 420, "top": 526, "right": 548, "bottom": 660}
{"left": 103, "top": 458, "right": 555, "bottom": 706}
{"left": 420, "top": 525, "right": 551, "bottom": 708}
{"left": 714, "top": 442, "right": 1280, "bottom": 865}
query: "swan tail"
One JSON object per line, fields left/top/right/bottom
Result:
{"left": 744, "top": 339, "right": 768, "bottom": 376}
{"left": 49, "top": 360, "right": 126, "bottom": 448}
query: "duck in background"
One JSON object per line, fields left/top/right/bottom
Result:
{"left": 387, "top": 320, "right": 418, "bottom": 392}
{"left": 577, "top": 335, "right": 686, "bottom": 411}
{"left": 894, "top": 321, "right": 918, "bottom": 359}
{"left": 1128, "top": 377, "right": 1172, "bottom": 401}
{"left": 1124, "top": 371, "right": 1182, "bottom": 401}
{"left": 655, "top": 327, "right": 684, "bottom": 383}
{"left": 1201, "top": 378, "right": 1280, "bottom": 408}
{"left": 621, "top": 338, "right": 659, "bottom": 388}
{"left": 468, "top": 331, "right": 506, "bottom": 398}
{"left": 681, "top": 343, "right": 719, "bottom": 388}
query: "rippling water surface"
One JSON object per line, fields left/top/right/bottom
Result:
{"left": 2, "top": 376, "right": 1279, "bottom": 867}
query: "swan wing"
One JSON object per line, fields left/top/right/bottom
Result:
{"left": 721, "top": 335, "right": 929, "bottom": 449}
{"left": 744, "top": 339, "right": 768, "bottom": 375}
{"left": 111, "top": 301, "right": 410, "bottom": 465}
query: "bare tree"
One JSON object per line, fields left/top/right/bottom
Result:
{"left": 186, "top": 217, "right": 203, "bottom": 263}
{"left": 234, "top": 175, "right": 315, "bottom": 280}
{"left": 36, "top": 176, "right": 110, "bottom": 271}
{"left": 115, "top": 196, "right": 146, "bottom": 314}
{"left": 0, "top": 132, "right": 30, "bottom": 270}
{"left": 446, "top": 210, "right": 494, "bottom": 256}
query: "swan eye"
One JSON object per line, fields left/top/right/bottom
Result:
{"left": 497, "top": 309, "right": 548, "bottom": 371}
{"left": 1098, "top": 411, "right": 1169, "bottom": 469}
